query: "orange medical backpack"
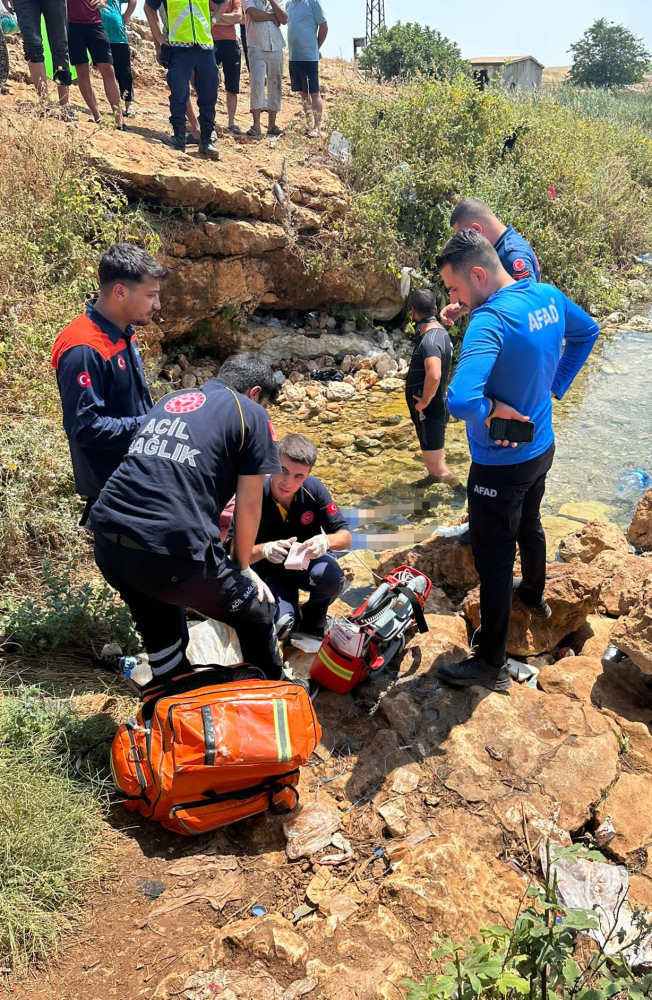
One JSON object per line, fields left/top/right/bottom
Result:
{"left": 110, "top": 667, "right": 321, "bottom": 835}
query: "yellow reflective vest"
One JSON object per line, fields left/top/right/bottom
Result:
{"left": 167, "top": 0, "right": 213, "bottom": 47}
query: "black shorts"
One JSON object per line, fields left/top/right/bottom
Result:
{"left": 68, "top": 21, "right": 112, "bottom": 66}
{"left": 289, "top": 59, "right": 319, "bottom": 93}
{"left": 408, "top": 393, "right": 449, "bottom": 450}
{"left": 214, "top": 38, "right": 241, "bottom": 93}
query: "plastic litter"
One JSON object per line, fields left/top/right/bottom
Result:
{"left": 373, "top": 846, "right": 384, "bottom": 858}
{"left": 292, "top": 903, "right": 317, "bottom": 923}
{"left": 615, "top": 469, "right": 652, "bottom": 499}
{"left": 639, "top": 253, "right": 652, "bottom": 264}
{"left": 252, "top": 904, "right": 268, "bottom": 916}
{"left": 290, "top": 634, "right": 323, "bottom": 654}
{"left": 602, "top": 643, "right": 625, "bottom": 669}
{"left": 283, "top": 800, "right": 341, "bottom": 859}
{"left": 541, "top": 842, "right": 652, "bottom": 965}
{"left": 435, "top": 522, "right": 469, "bottom": 538}
{"left": 594, "top": 815, "right": 616, "bottom": 847}
{"left": 328, "top": 130, "right": 351, "bottom": 163}
{"left": 506, "top": 658, "right": 540, "bottom": 684}
{"left": 135, "top": 877, "right": 165, "bottom": 899}
{"left": 186, "top": 618, "right": 242, "bottom": 666}
{"left": 310, "top": 368, "right": 344, "bottom": 383}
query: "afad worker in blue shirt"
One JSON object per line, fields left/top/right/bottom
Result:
{"left": 240, "top": 433, "right": 351, "bottom": 640}
{"left": 436, "top": 228, "right": 599, "bottom": 692}
{"left": 51, "top": 244, "right": 164, "bottom": 523}
{"left": 88, "top": 355, "right": 285, "bottom": 684}
{"left": 439, "top": 197, "right": 540, "bottom": 329}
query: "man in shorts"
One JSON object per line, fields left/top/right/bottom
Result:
{"left": 67, "top": 0, "right": 123, "bottom": 127}
{"left": 212, "top": 0, "right": 243, "bottom": 134}
{"left": 7, "top": 0, "right": 74, "bottom": 112}
{"left": 285, "top": 0, "right": 327, "bottom": 136}
{"left": 406, "top": 288, "right": 459, "bottom": 489}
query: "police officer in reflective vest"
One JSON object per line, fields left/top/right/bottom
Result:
{"left": 88, "top": 359, "right": 285, "bottom": 682}
{"left": 145, "top": 0, "right": 222, "bottom": 157}
{"left": 51, "top": 244, "right": 165, "bottom": 522}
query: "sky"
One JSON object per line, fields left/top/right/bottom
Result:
{"left": 319, "top": 0, "right": 651, "bottom": 65}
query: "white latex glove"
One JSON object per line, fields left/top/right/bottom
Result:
{"left": 262, "top": 536, "right": 297, "bottom": 565}
{"left": 240, "top": 566, "right": 276, "bottom": 604}
{"left": 297, "top": 533, "right": 330, "bottom": 561}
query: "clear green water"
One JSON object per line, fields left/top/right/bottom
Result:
{"left": 273, "top": 315, "right": 652, "bottom": 550}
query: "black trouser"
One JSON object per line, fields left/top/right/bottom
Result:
{"left": 467, "top": 444, "right": 554, "bottom": 666}
{"left": 13, "top": 0, "right": 72, "bottom": 84}
{"left": 0, "top": 25, "right": 9, "bottom": 88}
{"left": 166, "top": 44, "right": 217, "bottom": 130}
{"left": 94, "top": 533, "right": 283, "bottom": 680}
{"left": 110, "top": 42, "right": 133, "bottom": 102}
{"left": 240, "top": 23, "right": 248, "bottom": 70}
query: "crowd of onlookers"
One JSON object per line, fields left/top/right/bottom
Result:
{"left": 0, "top": 0, "right": 328, "bottom": 155}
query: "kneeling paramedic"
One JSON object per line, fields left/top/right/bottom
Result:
{"left": 436, "top": 228, "right": 599, "bottom": 692}
{"left": 243, "top": 434, "right": 351, "bottom": 639}
{"left": 88, "top": 356, "right": 284, "bottom": 683}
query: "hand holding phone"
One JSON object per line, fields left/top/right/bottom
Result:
{"left": 489, "top": 418, "right": 535, "bottom": 444}
{"left": 485, "top": 399, "right": 532, "bottom": 448}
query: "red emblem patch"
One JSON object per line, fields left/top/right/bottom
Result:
{"left": 77, "top": 371, "right": 91, "bottom": 388}
{"left": 268, "top": 419, "right": 277, "bottom": 442}
{"left": 327, "top": 502, "right": 339, "bottom": 515}
{"left": 164, "top": 391, "right": 206, "bottom": 414}
{"left": 512, "top": 259, "right": 526, "bottom": 272}
{"left": 117, "top": 355, "right": 126, "bottom": 370}
{"left": 301, "top": 511, "right": 315, "bottom": 525}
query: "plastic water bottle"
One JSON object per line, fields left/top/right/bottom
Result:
{"left": 121, "top": 656, "right": 153, "bottom": 687}
{"left": 615, "top": 469, "right": 652, "bottom": 499}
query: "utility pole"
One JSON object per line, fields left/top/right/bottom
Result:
{"left": 365, "top": 0, "right": 384, "bottom": 44}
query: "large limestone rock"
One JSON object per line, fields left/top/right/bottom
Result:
{"left": 595, "top": 773, "right": 652, "bottom": 863}
{"left": 88, "top": 130, "right": 403, "bottom": 338}
{"left": 380, "top": 836, "right": 524, "bottom": 936}
{"left": 377, "top": 534, "right": 478, "bottom": 602}
{"left": 627, "top": 487, "right": 652, "bottom": 550}
{"left": 461, "top": 562, "right": 603, "bottom": 656}
{"left": 558, "top": 519, "right": 630, "bottom": 564}
{"left": 440, "top": 683, "right": 620, "bottom": 831}
{"left": 610, "top": 574, "right": 652, "bottom": 675}
{"left": 592, "top": 550, "right": 652, "bottom": 616}
{"left": 565, "top": 614, "right": 615, "bottom": 657}
{"left": 536, "top": 656, "right": 604, "bottom": 704}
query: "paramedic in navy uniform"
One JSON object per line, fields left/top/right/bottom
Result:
{"left": 51, "top": 244, "right": 165, "bottom": 521}
{"left": 435, "top": 228, "right": 599, "bottom": 692}
{"left": 88, "top": 356, "right": 285, "bottom": 683}
{"left": 439, "top": 197, "right": 540, "bottom": 329}
{"left": 245, "top": 434, "right": 352, "bottom": 640}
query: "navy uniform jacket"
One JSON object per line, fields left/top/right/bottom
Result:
{"left": 253, "top": 475, "right": 348, "bottom": 579}
{"left": 494, "top": 225, "right": 541, "bottom": 282}
{"left": 51, "top": 300, "right": 152, "bottom": 499}
{"left": 88, "top": 379, "right": 282, "bottom": 561}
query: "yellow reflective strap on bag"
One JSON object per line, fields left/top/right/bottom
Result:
{"left": 273, "top": 698, "right": 292, "bottom": 762}
{"left": 318, "top": 647, "right": 354, "bottom": 681}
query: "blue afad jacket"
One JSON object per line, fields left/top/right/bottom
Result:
{"left": 51, "top": 301, "right": 152, "bottom": 498}
{"left": 447, "top": 281, "right": 600, "bottom": 466}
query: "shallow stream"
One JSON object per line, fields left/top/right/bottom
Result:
{"left": 273, "top": 310, "right": 652, "bottom": 556}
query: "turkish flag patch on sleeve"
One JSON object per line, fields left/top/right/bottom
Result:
{"left": 268, "top": 420, "right": 277, "bottom": 442}
{"left": 327, "top": 502, "right": 339, "bottom": 515}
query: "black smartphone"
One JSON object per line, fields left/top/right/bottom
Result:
{"left": 489, "top": 418, "right": 535, "bottom": 443}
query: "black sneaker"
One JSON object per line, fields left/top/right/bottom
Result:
{"left": 438, "top": 654, "right": 512, "bottom": 691}
{"left": 513, "top": 578, "right": 552, "bottom": 620}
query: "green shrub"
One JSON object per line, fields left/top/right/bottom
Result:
{"left": 551, "top": 84, "right": 652, "bottom": 138}
{"left": 328, "top": 78, "right": 652, "bottom": 311}
{"left": 1, "top": 562, "right": 139, "bottom": 653}
{"left": 0, "top": 687, "right": 115, "bottom": 966}
{"left": 405, "top": 842, "right": 652, "bottom": 1000}
{"left": 358, "top": 23, "right": 469, "bottom": 83}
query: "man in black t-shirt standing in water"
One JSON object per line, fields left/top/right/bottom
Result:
{"left": 405, "top": 289, "right": 459, "bottom": 488}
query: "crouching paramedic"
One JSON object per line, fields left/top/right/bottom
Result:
{"left": 244, "top": 434, "right": 351, "bottom": 639}
{"left": 51, "top": 244, "right": 165, "bottom": 522}
{"left": 87, "top": 358, "right": 284, "bottom": 682}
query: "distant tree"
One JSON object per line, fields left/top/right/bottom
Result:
{"left": 569, "top": 18, "right": 650, "bottom": 87}
{"left": 358, "top": 22, "right": 468, "bottom": 83}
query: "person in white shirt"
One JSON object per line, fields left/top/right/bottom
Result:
{"left": 241, "top": 0, "right": 287, "bottom": 138}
